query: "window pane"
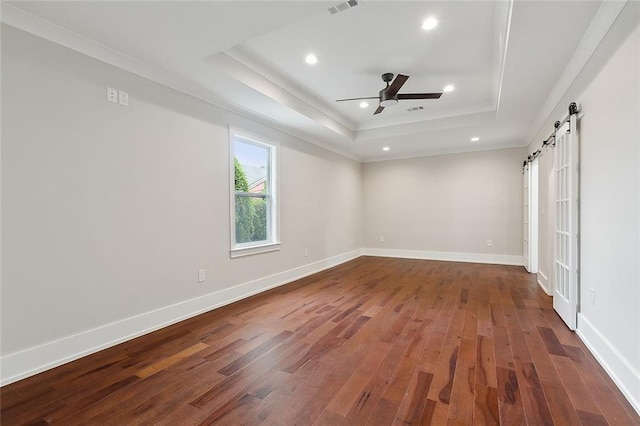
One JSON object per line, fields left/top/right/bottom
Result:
{"left": 235, "top": 195, "right": 268, "bottom": 244}
{"left": 235, "top": 139, "right": 268, "bottom": 194}
{"left": 231, "top": 131, "right": 277, "bottom": 254}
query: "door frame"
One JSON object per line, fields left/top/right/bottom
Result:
{"left": 524, "top": 159, "right": 539, "bottom": 274}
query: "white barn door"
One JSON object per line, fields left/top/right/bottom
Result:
{"left": 553, "top": 117, "right": 579, "bottom": 330}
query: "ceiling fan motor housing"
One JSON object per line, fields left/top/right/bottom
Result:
{"left": 379, "top": 87, "right": 399, "bottom": 107}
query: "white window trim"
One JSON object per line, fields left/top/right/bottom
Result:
{"left": 229, "top": 127, "right": 280, "bottom": 258}
{"left": 230, "top": 241, "right": 281, "bottom": 259}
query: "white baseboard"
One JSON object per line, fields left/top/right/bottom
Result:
{"left": 537, "top": 271, "right": 551, "bottom": 295}
{"left": 363, "top": 248, "right": 525, "bottom": 266}
{"left": 576, "top": 313, "right": 640, "bottom": 416}
{"left": 0, "top": 249, "right": 363, "bottom": 387}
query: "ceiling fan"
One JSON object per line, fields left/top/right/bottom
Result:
{"left": 336, "top": 73, "right": 442, "bottom": 115}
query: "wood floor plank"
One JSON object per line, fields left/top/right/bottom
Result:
{"left": 61, "top": 354, "right": 230, "bottom": 424}
{"left": 496, "top": 367, "right": 526, "bottom": 425}
{"left": 425, "top": 400, "right": 452, "bottom": 425}
{"left": 2, "top": 257, "right": 638, "bottom": 426}
{"left": 539, "top": 380, "right": 583, "bottom": 426}
{"left": 394, "top": 370, "right": 434, "bottom": 425}
{"left": 375, "top": 354, "right": 419, "bottom": 420}
{"left": 474, "top": 385, "right": 500, "bottom": 425}
{"left": 563, "top": 345, "right": 639, "bottom": 424}
{"left": 190, "top": 339, "right": 306, "bottom": 410}
{"left": 313, "top": 409, "right": 345, "bottom": 425}
{"left": 99, "top": 363, "right": 228, "bottom": 425}
{"left": 493, "top": 326, "right": 515, "bottom": 370}
{"left": 576, "top": 409, "right": 609, "bottom": 426}
{"left": 135, "top": 342, "right": 209, "bottom": 378}
{"left": 515, "top": 361, "right": 554, "bottom": 426}
{"left": 476, "top": 334, "right": 497, "bottom": 388}
{"left": 537, "top": 326, "right": 568, "bottom": 357}
{"left": 549, "top": 354, "right": 609, "bottom": 420}
{"left": 42, "top": 375, "right": 141, "bottom": 424}
{"left": 427, "top": 295, "right": 466, "bottom": 406}
{"left": 325, "top": 370, "right": 373, "bottom": 416}
{"left": 218, "top": 330, "right": 293, "bottom": 376}
{"left": 342, "top": 308, "right": 422, "bottom": 424}
{"left": 447, "top": 337, "right": 477, "bottom": 423}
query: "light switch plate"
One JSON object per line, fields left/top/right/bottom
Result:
{"left": 118, "top": 90, "right": 129, "bottom": 106}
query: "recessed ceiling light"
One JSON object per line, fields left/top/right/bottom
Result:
{"left": 305, "top": 54, "right": 318, "bottom": 65}
{"left": 443, "top": 84, "right": 455, "bottom": 92}
{"left": 422, "top": 17, "right": 438, "bottom": 31}
{"left": 383, "top": 146, "right": 390, "bottom": 151}
{"left": 359, "top": 101, "right": 369, "bottom": 108}
{"left": 471, "top": 137, "right": 480, "bottom": 142}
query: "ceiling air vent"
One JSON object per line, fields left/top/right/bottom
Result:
{"left": 328, "top": 0, "right": 359, "bottom": 15}
{"left": 407, "top": 106, "right": 425, "bottom": 112}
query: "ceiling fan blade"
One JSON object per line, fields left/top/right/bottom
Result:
{"left": 386, "top": 74, "right": 409, "bottom": 96}
{"left": 373, "top": 105, "right": 385, "bottom": 115}
{"left": 398, "top": 92, "right": 443, "bottom": 100}
{"left": 335, "top": 96, "right": 379, "bottom": 102}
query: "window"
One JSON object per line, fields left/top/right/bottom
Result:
{"left": 230, "top": 129, "right": 279, "bottom": 257}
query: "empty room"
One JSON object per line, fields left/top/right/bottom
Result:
{"left": 1, "top": 0, "right": 639, "bottom": 424}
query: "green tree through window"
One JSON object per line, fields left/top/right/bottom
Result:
{"left": 234, "top": 158, "right": 255, "bottom": 243}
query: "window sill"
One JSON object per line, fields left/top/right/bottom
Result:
{"left": 230, "top": 242, "right": 281, "bottom": 258}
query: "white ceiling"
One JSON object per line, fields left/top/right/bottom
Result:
{"left": 3, "top": 1, "right": 618, "bottom": 161}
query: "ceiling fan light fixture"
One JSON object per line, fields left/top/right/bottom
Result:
{"left": 359, "top": 101, "right": 369, "bottom": 108}
{"left": 422, "top": 16, "right": 438, "bottom": 31}
{"left": 443, "top": 84, "right": 455, "bottom": 92}
{"left": 380, "top": 99, "right": 398, "bottom": 108}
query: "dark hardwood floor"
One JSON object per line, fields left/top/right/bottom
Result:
{"left": 2, "top": 257, "right": 639, "bottom": 425}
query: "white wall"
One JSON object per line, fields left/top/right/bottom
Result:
{"left": 362, "top": 147, "right": 525, "bottom": 265}
{"left": 0, "top": 25, "right": 363, "bottom": 383}
{"left": 529, "top": 17, "right": 640, "bottom": 413}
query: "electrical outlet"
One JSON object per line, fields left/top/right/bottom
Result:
{"left": 590, "top": 288, "right": 596, "bottom": 304}
{"left": 304, "top": 248, "right": 308, "bottom": 257}
{"left": 486, "top": 239, "right": 493, "bottom": 247}
{"left": 118, "top": 90, "right": 129, "bottom": 106}
{"left": 380, "top": 236, "right": 385, "bottom": 242}
{"left": 107, "top": 87, "right": 118, "bottom": 103}
{"left": 198, "top": 269, "right": 205, "bottom": 283}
